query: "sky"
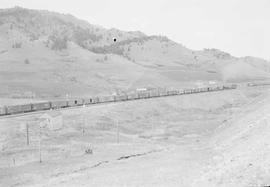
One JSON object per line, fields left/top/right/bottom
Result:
{"left": 1, "top": 0, "right": 270, "bottom": 60}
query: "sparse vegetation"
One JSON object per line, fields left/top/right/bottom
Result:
{"left": 72, "top": 27, "right": 102, "bottom": 48}
{"left": 12, "top": 42, "right": 22, "bottom": 48}
{"left": 24, "top": 58, "right": 30, "bottom": 64}
{"left": 48, "top": 31, "right": 68, "bottom": 50}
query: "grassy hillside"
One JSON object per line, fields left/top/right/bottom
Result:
{"left": 0, "top": 7, "right": 270, "bottom": 101}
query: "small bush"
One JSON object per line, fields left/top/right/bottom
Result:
{"left": 85, "top": 147, "right": 93, "bottom": 154}
{"left": 24, "top": 58, "right": 30, "bottom": 64}
{"left": 12, "top": 42, "right": 22, "bottom": 48}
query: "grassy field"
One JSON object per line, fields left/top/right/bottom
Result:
{"left": 0, "top": 86, "right": 269, "bottom": 186}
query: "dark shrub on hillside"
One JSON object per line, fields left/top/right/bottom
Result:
{"left": 72, "top": 27, "right": 102, "bottom": 48}
{"left": 48, "top": 32, "right": 68, "bottom": 50}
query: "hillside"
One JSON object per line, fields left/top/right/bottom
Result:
{"left": 0, "top": 7, "right": 270, "bottom": 101}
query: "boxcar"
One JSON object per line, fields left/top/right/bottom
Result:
{"left": 158, "top": 90, "right": 167, "bottom": 96}
{"left": 191, "top": 89, "right": 197, "bottom": 93}
{"left": 82, "top": 98, "right": 92, "bottom": 105}
{"left": 6, "top": 104, "right": 32, "bottom": 115}
{"left": 67, "top": 99, "right": 77, "bottom": 107}
{"left": 127, "top": 93, "right": 139, "bottom": 100}
{"left": 184, "top": 89, "right": 192, "bottom": 94}
{"left": 138, "top": 92, "right": 150, "bottom": 99}
{"left": 67, "top": 99, "right": 84, "bottom": 107}
{"left": 0, "top": 106, "right": 7, "bottom": 116}
{"left": 32, "top": 102, "right": 51, "bottom": 111}
{"left": 99, "top": 95, "right": 114, "bottom": 103}
{"left": 149, "top": 90, "right": 159, "bottom": 97}
{"left": 231, "top": 84, "right": 237, "bottom": 89}
{"left": 169, "top": 90, "right": 178, "bottom": 96}
{"left": 91, "top": 97, "right": 100, "bottom": 104}
{"left": 75, "top": 98, "right": 84, "bottom": 106}
{"left": 114, "top": 94, "right": 127, "bottom": 101}
{"left": 199, "top": 87, "right": 205, "bottom": 92}
{"left": 51, "top": 100, "right": 68, "bottom": 109}
{"left": 178, "top": 89, "right": 185, "bottom": 94}
{"left": 120, "top": 94, "right": 128, "bottom": 101}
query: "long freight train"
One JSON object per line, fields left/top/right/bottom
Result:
{"left": 0, "top": 84, "right": 237, "bottom": 116}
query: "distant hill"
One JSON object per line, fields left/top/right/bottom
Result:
{"left": 0, "top": 7, "right": 270, "bottom": 100}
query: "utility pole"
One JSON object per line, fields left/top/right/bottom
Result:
{"left": 151, "top": 122, "right": 154, "bottom": 136}
{"left": 82, "top": 105, "right": 86, "bottom": 135}
{"left": 116, "top": 119, "right": 119, "bottom": 144}
{"left": 26, "top": 123, "right": 29, "bottom": 146}
{"left": 39, "top": 124, "right": 42, "bottom": 163}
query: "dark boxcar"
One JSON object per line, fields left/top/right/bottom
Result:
{"left": 231, "top": 84, "right": 237, "bottom": 89}
{"left": 114, "top": 95, "right": 122, "bottom": 102}
{"left": 119, "top": 94, "right": 128, "bottom": 101}
{"left": 0, "top": 106, "right": 7, "bottom": 116}
{"left": 32, "top": 102, "right": 51, "bottom": 111}
{"left": 167, "top": 90, "right": 174, "bottom": 96}
{"left": 51, "top": 100, "right": 68, "bottom": 109}
{"left": 6, "top": 104, "right": 32, "bottom": 115}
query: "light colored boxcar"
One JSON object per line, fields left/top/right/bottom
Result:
{"left": 32, "top": 102, "right": 51, "bottom": 111}
{"left": 167, "top": 90, "right": 178, "bottom": 95}
{"left": 51, "top": 100, "right": 68, "bottom": 109}
{"left": 116, "top": 94, "right": 128, "bottom": 101}
{"left": 99, "top": 95, "right": 114, "bottom": 103}
{"left": 149, "top": 90, "right": 159, "bottom": 97}
{"left": 184, "top": 89, "right": 191, "bottom": 94}
{"left": 67, "top": 99, "right": 83, "bottom": 107}
{"left": 91, "top": 97, "right": 100, "bottom": 104}
{"left": 138, "top": 92, "right": 150, "bottom": 99}
{"left": 67, "top": 99, "right": 77, "bottom": 107}
{"left": 82, "top": 98, "right": 92, "bottom": 105}
{"left": 178, "top": 89, "right": 185, "bottom": 94}
{"left": 0, "top": 106, "right": 6, "bottom": 115}
{"left": 158, "top": 90, "right": 167, "bottom": 96}
{"left": 127, "top": 93, "right": 139, "bottom": 100}
{"left": 114, "top": 95, "right": 122, "bottom": 101}
{"left": 75, "top": 98, "right": 84, "bottom": 105}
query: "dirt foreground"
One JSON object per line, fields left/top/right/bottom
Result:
{"left": 0, "top": 87, "right": 270, "bottom": 187}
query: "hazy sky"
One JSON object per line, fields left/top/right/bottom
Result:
{"left": 1, "top": 0, "right": 270, "bottom": 59}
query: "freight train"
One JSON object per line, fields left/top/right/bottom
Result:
{"left": 0, "top": 84, "right": 237, "bottom": 116}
